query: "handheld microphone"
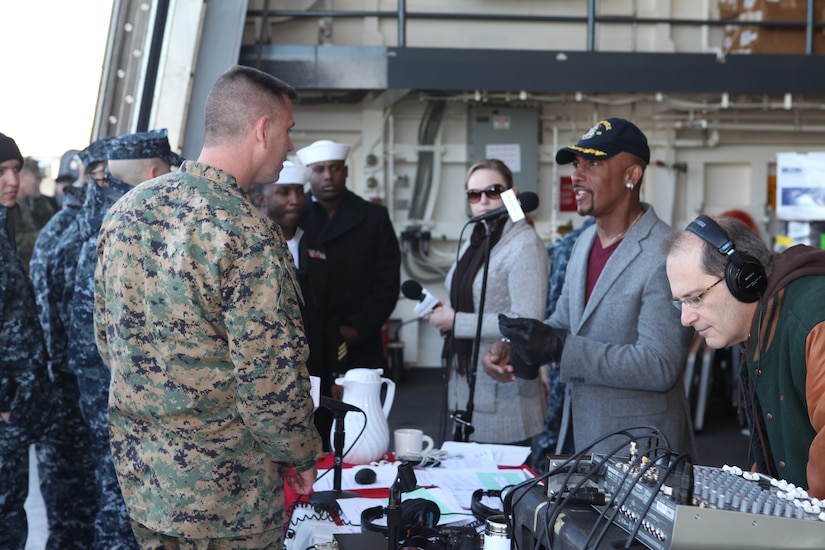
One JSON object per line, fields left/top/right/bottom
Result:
{"left": 401, "top": 280, "right": 441, "bottom": 317}
{"left": 467, "top": 190, "right": 539, "bottom": 223}
{"left": 319, "top": 396, "right": 363, "bottom": 415}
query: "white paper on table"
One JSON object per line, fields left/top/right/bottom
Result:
{"left": 309, "top": 376, "right": 321, "bottom": 410}
{"left": 439, "top": 441, "right": 531, "bottom": 468}
{"left": 437, "top": 442, "right": 497, "bottom": 469}
{"left": 335, "top": 496, "right": 384, "bottom": 528}
{"left": 413, "top": 468, "right": 533, "bottom": 509}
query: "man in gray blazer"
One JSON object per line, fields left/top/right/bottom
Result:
{"left": 484, "top": 118, "right": 694, "bottom": 457}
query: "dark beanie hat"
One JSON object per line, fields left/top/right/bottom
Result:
{"left": 0, "top": 133, "right": 24, "bottom": 167}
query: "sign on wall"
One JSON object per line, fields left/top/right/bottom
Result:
{"left": 559, "top": 176, "right": 577, "bottom": 212}
{"left": 776, "top": 152, "right": 825, "bottom": 221}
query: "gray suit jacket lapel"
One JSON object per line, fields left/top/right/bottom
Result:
{"left": 574, "top": 207, "right": 653, "bottom": 330}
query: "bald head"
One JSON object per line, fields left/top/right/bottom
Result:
{"left": 108, "top": 158, "right": 171, "bottom": 187}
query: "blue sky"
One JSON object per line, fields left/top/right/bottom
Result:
{"left": 0, "top": 1, "right": 113, "bottom": 172}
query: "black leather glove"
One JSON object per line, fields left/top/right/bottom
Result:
{"left": 498, "top": 314, "right": 566, "bottom": 367}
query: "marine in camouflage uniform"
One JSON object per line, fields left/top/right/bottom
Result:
{"left": 29, "top": 181, "right": 97, "bottom": 549}
{"left": 16, "top": 195, "right": 57, "bottom": 270}
{"left": 68, "top": 130, "right": 181, "bottom": 550}
{"left": 0, "top": 133, "right": 53, "bottom": 550}
{"left": 530, "top": 217, "right": 595, "bottom": 471}
{"left": 95, "top": 67, "right": 322, "bottom": 549}
{"left": 15, "top": 158, "right": 57, "bottom": 272}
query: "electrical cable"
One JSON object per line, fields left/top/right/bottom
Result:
{"left": 621, "top": 452, "right": 692, "bottom": 548}
{"left": 744, "top": 296, "right": 768, "bottom": 478}
{"left": 501, "top": 428, "right": 640, "bottom": 549}
{"left": 401, "top": 249, "right": 449, "bottom": 281}
{"left": 587, "top": 444, "right": 673, "bottom": 549}
{"left": 439, "top": 219, "right": 474, "bottom": 445}
{"left": 392, "top": 317, "right": 420, "bottom": 341}
{"left": 503, "top": 435, "right": 606, "bottom": 550}
{"left": 501, "top": 426, "right": 671, "bottom": 550}
{"left": 312, "top": 409, "right": 368, "bottom": 487}
{"left": 409, "top": 97, "right": 447, "bottom": 220}
{"left": 541, "top": 438, "right": 632, "bottom": 549}
{"left": 557, "top": 434, "right": 667, "bottom": 549}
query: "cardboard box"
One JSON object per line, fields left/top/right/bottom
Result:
{"left": 719, "top": 0, "right": 742, "bottom": 20}
{"left": 720, "top": 0, "right": 825, "bottom": 54}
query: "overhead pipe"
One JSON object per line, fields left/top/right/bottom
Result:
{"left": 397, "top": 0, "right": 406, "bottom": 47}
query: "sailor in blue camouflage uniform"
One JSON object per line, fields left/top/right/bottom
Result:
{"left": 530, "top": 217, "right": 595, "bottom": 471}
{"left": 68, "top": 129, "right": 181, "bottom": 550}
{"left": 26, "top": 139, "right": 109, "bottom": 549}
{"left": 0, "top": 132, "right": 53, "bottom": 550}
{"left": 49, "top": 142, "right": 119, "bottom": 352}
{"left": 95, "top": 65, "right": 322, "bottom": 549}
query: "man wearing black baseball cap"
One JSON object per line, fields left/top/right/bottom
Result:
{"left": 486, "top": 118, "right": 694, "bottom": 458}
{"left": 554, "top": 117, "right": 651, "bottom": 166}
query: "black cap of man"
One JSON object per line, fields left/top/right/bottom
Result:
{"left": 555, "top": 118, "right": 650, "bottom": 165}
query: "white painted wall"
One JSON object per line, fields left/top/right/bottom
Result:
{"left": 247, "top": 1, "right": 825, "bottom": 367}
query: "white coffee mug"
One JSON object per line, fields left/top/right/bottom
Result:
{"left": 394, "top": 428, "right": 434, "bottom": 457}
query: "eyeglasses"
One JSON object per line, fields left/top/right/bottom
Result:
{"left": 466, "top": 184, "right": 506, "bottom": 203}
{"left": 671, "top": 277, "right": 724, "bottom": 310}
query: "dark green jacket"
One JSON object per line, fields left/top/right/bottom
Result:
{"left": 744, "top": 245, "right": 825, "bottom": 497}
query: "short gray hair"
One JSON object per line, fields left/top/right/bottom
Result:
{"left": 663, "top": 216, "right": 772, "bottom": 278}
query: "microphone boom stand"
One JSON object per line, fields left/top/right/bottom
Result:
{"left": 452, "top": 217, "right": 496, "bottom": 442}
{"left": 386, "top": 482, "right": 403, "bottom": 550}
{"left": 309, "top": 409, "right": 359, "bottom": 512}
{"left": 385, "top": 462, "right": 417, "bottom": 550}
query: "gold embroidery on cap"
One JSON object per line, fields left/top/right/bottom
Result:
{"left": 568, "top": 145, "right": 608, "bottom": 157}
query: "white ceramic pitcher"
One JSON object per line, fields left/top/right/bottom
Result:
{"left": 332, "top": 368, "right": 396, "bottom": 464}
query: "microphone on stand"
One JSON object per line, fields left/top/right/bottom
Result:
{"left": 467, "top": 190, "right": 539, "bottom": 223}
{"left": 401, "top": 280, "right": 440, "bottom": 317}
{"left": 319, "top": 396, "right": 363, "bottom": 415}
{"left": 309, "top": 397, "right": 365, "bottom": 513}
{"left": 449, "top": 191, "right": 541, "bottom": 444}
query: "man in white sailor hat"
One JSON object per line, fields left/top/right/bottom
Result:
{"left": 254, "top": 160, "right": 342, "bottom": 451}
{"left": 296, "top": 139, "right": 401, "bottom": 378}
{"left": 256, "top": 160, "right": 311, "bottom": 262}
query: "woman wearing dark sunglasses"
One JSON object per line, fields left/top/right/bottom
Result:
{"left": 428, "top": 158, "right": 548, "bottom": 448}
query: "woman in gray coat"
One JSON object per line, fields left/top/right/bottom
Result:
{"left": 428, "top": 159, "right": 548, "bottom": 446}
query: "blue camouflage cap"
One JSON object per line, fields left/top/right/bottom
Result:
{"left": 78, "top": 138, "right": 112, "bottom": 169}
{"left": 556, "top": 118, "right": 650, "bottom": 165}
{"left": 107, "top": 129, "right": 184, "bottom": 167}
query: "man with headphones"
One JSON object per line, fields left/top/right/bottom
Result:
{"left": 664, "top": 214, "right": 825, "bottom": 499}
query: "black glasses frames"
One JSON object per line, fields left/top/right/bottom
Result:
{"left": 466, "top": 184, "right": 506, "bottom": 203}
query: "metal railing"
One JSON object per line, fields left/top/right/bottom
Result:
{"left": 249, "top": 1, "right": 824, "bottom": 54}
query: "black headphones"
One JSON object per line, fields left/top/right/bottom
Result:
{"left": 470, "top": 489, "right": 503, "bottom": 521}
{"left": 686, "top": 215, "right": 766, "bottom": 303}
{"left": 360, "top": 498, "right": 441, "bottom": 537}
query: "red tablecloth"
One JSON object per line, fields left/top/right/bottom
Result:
{"left": 285, "top": 452, "right": 535, "bottom": 513}
{"left": 285, "top": 453, "right": 391, "bottom": 514}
